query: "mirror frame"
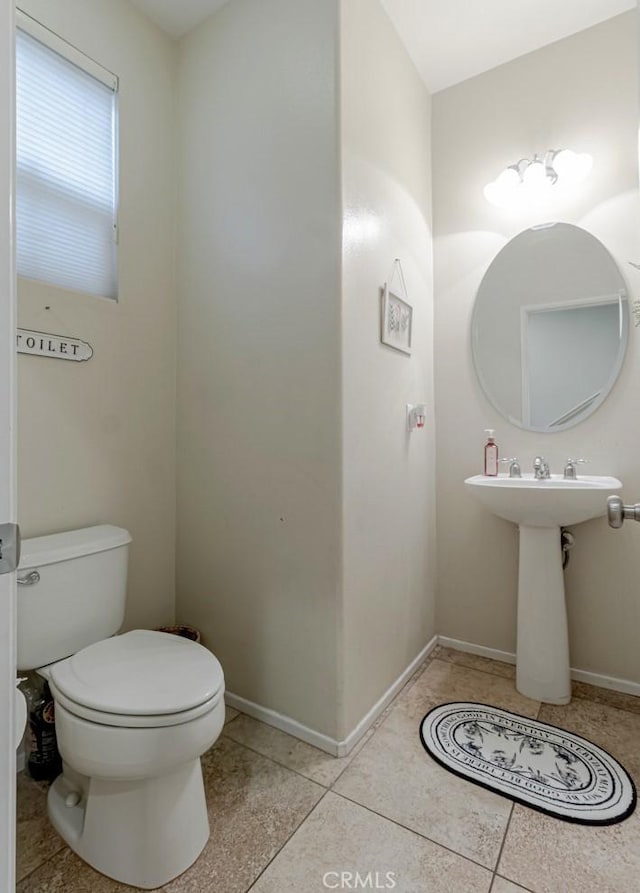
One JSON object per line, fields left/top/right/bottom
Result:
{"left": 471, "top": 223, "right": 629, "bottom": 433}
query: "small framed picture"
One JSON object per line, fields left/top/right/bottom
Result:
{"left": 380, "top": 285, "right": 412, "bottom": 355}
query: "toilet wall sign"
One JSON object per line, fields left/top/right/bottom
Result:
{"left": 16, "top": 329, "right": 93, "bottom": 362}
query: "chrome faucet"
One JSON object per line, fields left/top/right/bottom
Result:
{"left": 533, "top": 456, "right": 550, "bottom": 480}
{"left": 500, "top": 457, "right": 521, "bottom": 478}
{"left": 563, "top": 458, "right": 587, "bottom": 480}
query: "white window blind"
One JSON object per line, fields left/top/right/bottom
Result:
{"left": 16, "top": 18, "right": 118, "bottom": 299}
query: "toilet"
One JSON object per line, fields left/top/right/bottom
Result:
{"left": 17, "top": 525, "right": 225, "bottom": 890}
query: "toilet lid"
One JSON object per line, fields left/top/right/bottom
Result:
{"left": 50, "top": 629, "right": 224, "bottom": 716}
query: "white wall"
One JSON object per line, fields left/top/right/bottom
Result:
{"left": 175, "top": 0, "right": 343, "bottom": 738}
{"left": 17, "top": 0, "right": 177, "bottom": 630}
{"left": 1, "top": 2, "right": 16, "bottom": 883}
{"left": 433, "top": 13, "right": 640, "bottom": 682}
{"left": 340, "top": 0, "right": 435, "bottom": 736}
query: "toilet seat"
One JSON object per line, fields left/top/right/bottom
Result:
{"left": 50, "top": 684, "right": 223, "bottom": 728}
{"left": 50, "top": 629, "right": 224, "bottom": 723}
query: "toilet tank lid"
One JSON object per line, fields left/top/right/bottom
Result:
{"left": 19, "top": 525, "right": 132, "bottom": 569}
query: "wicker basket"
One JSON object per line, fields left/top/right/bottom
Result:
{"left": 156, "top": 625, "right": 201, "bottom": 644}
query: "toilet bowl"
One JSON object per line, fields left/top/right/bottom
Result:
{"left": 17, "top": 526, "right": 226, "bottom": 889}
{"left": 47, "top": 630, "right": 224, "bottom": 888}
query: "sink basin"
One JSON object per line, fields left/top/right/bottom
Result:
{"left": 465, "top": 472, "right": 622, "bottom": 706}
{"left": 465, "top": 474, "right": 622, "bottom": 527}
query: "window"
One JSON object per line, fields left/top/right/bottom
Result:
{"left": 16, "top": 13, "right": 119, "bottom": 299}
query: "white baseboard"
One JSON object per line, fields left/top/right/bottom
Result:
{"left": 225, "top": 634, "right": 439, "bottom": 758}
{"left": 437, "top": 636, "right": 516, "bottom": 667}
{"left": 437, "top": 635, "right": 640, "bottom": 699}
{"left": 224, "top": 691, "right": 341, "bottom": 755}
{"left": 570, "top": 668, "right": 640, "bottom": 698}
{"left": 336, "top": 634, "right": 438, "bottom": 757}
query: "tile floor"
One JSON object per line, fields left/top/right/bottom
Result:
{"left": 16, "top": 645, "right": 640, "bottom": 892}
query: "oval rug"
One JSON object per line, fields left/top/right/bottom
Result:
{"left": 420, "top": 702, "right": 636, "bottom": 825}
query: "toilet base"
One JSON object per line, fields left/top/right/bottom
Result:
{"left": 48, "top": 758, "right": 210, "bottom": 889}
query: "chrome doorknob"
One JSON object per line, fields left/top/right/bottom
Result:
{"left": 607, "top": 495, "right": 640, "bottom": 529}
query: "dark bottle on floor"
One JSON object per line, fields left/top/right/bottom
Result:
{"left": 22, "top": 674, "right": 62, "bottom": 782}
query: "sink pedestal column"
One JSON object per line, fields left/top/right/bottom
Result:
{"left": 516, "top": 524, "right": 571, "bottom": 705}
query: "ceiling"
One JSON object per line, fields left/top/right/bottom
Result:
{"left": 130, "top": 0, "right": 636, "bottom": 92}
{"left": 380, "top": 0, "right": 635, "bottom": 92}
{"left": 129, "top": 0, "right": 230, "bottom": 39}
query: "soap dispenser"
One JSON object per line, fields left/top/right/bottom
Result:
{"left": 484, "top": 429, "right": 499, "bottom": 476}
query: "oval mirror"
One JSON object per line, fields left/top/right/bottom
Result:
{"left": 471, "top": 223, "right": 629, "bottom": 432}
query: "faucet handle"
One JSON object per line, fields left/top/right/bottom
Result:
{"left": 500, "top": 457, "right": 521, "bottom": 478}
{"left": 564, "top": 458, "right": 588, "bottom": 480}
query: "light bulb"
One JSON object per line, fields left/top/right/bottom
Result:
{"left": 483, "top": 182, "right": 507, "bottom": 208}
{"left": 483, "top": 166, "right": 520, "bottom": 208}
{"left": 552, "top": 149, "right": 593, "bottom": 185}
{"left": 552, "top": 149, "right": 576, "bottom": 176}
{"left": 521, "top": 158, "right": 552, "bottom": 202}
{"left": 522, "top": 159, "right": 547, "bottom": 187}
{"left": 495, "top": 166, "right": 520, "bottom": 190}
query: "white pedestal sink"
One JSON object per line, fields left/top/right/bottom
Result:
{"left": 465, "top": 473, "right": 622, "bottom": 704}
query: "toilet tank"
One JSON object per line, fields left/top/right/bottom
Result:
{"left": 17, "top": 525, "right": 132, "bottom": 671}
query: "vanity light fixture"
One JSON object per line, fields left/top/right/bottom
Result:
{"left": 484, "top": 149, "right": 593, "bottom": 208}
